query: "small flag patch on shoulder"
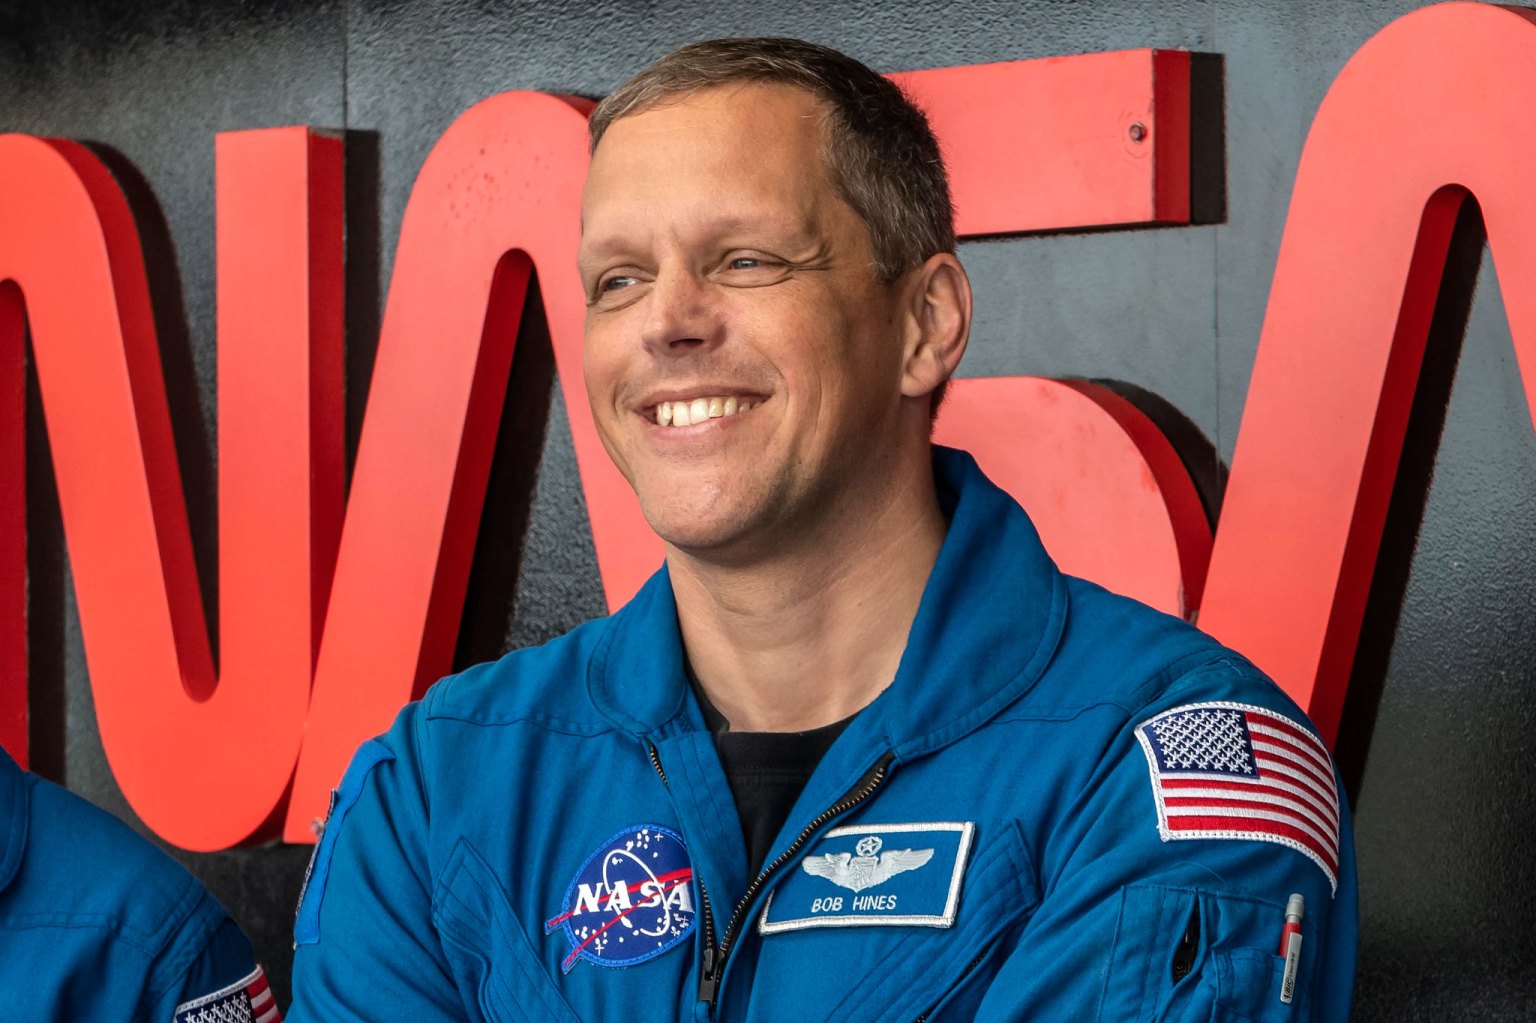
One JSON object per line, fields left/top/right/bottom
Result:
{"left": 174, "top": 965, "right": 281, "bottom": 1023}
{"left": 1134, "top": 701, "right": 1340, "bottom": 893}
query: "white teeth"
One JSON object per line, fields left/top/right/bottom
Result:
{"left": 653, "top": 396, "right": 758, "bottom": 427}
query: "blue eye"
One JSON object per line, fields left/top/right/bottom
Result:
{"left": 600, "top": 275, "right": 637, "bottom": 292}
{"left": 728, "top": 257, "right": 761, "bottom": 270}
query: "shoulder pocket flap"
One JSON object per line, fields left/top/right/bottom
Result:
{"left": 1096, "top": 886, "right": 1306, "bottom": 1023}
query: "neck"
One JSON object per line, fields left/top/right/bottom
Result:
{"left": 667, "top": 446, "right": 946, "bottom": 732}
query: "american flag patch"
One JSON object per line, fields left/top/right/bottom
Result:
{"left": 173, "top": 965, "right": 281, "bottom": 1023}
{"left": 1134, "top": 701, "right": 1340, "bottom": 892}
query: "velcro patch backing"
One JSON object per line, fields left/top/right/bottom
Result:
{"left": 293, "top": 739, "right": 395, "bottom": 945}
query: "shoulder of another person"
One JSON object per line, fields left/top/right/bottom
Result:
{"left": 169, "top": 947, "right": 277, "bottom": 1023}
{"left": 164, "top": 913, "right": 273, "bottom": 1023}
{"left": 8, "top": 772, "right": 268, "bottom": 1021}
{"left": 21, "top": 773, "right": 214, "bottom": 942}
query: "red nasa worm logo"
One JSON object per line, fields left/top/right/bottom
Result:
{"left": 544, "top": 825, "right": 697, "bottom": 972}
{"left": 6, "top": 5, "right": 1534, "bottom": 853}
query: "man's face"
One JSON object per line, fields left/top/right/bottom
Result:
{"left": 580, "top": 83, "right": 910, "bottom": 559}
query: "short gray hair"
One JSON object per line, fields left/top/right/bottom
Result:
{"left": 589, "top": 37, "right": 956, "bottom": 285}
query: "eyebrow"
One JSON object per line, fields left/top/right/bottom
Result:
{"left": 580, "top": 211, "right": 822, "bottom": 266}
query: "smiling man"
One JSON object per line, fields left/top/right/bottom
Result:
{"left": 579, "top": 77, "right": 964, "bottom": 738}
{"left": 291, "top": 39, "right": 1357, "bottom": 1021}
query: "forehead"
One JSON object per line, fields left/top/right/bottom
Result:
{"left": 581, "top": 83, "right": 837, "bottom": 243}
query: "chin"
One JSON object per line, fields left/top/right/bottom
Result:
{"left": 629, "top": 464, "right": 792, "bottom": 560}
{"left": 647, "top": 516, "right": 747, "bottom": 557}
{"left": 641, "top": 498, "right": 772, "bottom": 561}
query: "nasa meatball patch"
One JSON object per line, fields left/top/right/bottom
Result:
{"left": 759, "top": 822, "right": 975, "bottom": 934}
{"left": 544, "top": 824, "right": 696, "bottom": 973}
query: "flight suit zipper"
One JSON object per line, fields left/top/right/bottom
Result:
{"left": 646, "top": 739, "right": 895, "bottom": 1012}
{"left": 1170, "top": 902, "right": 1201, "bottom": 983}
{"left": 912, "top": 946, "right": 990, "bottom": 1022}
{"left": 646, "top": 739, "right": 721, "bottom": 993}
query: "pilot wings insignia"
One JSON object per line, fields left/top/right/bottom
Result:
{"left": 801, "top": 835, "right": 934, "bottom": 892}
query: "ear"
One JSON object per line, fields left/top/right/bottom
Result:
{"left": 898, "top": 253, "right": 972, "bottom": 402}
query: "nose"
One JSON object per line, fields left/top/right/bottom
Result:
{"left": 638, "top": 266, "right": 724, "bottom": 357}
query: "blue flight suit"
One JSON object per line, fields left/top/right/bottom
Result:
{"left": 0, "top": 746, "right": 275, "bottom": 1022}
{"left": 291, "top": 447, "right": 1357, "bottom": 1021}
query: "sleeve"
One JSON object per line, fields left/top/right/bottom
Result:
{"left": 161, "top": 917, "right": 282, "bottom": 1023}
{"left": 287, "top": 702, "right": 466, "bottom": 1022}
{"left": 974, "top": 661, "right": 1359, "bottom": 1023}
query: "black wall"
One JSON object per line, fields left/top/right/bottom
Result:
{"left": 6, "top": 1, "right": 1534, "bottom": 1016}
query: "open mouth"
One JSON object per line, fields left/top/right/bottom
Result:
{"left": 650, "top": 395, "right": 760, "bottom": 427}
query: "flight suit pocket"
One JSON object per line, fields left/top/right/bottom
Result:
{"left": 433, "top": 838, "right": 582, "bottom": 1023}
{"left": 1096, "top": 884, "right": 1207, "bottom": 1022}
{"left": 1214, "top": 948, "right": 1307, "bottom": 1022}
{"left": 1096, "top": 886, "right": 1304, "bottom": 1023}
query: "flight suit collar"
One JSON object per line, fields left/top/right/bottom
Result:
{"left": 585, "top": 563, "right": 692, "bottom": 738}
{"left": 587, "top": 445, "right": 1070, "bottom": 758}
{"left": 0, "top": 745, "right": 30, "bottom": 894}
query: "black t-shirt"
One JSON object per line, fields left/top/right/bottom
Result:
{"left": 694, "top": 684, "right": 854, "bottom": 877}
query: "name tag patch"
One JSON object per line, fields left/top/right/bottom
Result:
{"left": 759, "top": 822, "right": 975, "bottom": 935}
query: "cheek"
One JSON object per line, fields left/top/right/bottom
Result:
{"left": 751, "top": 297, "right": 858, "bottom": 388}
{"left": 805, "top": 314, "right": 892, "bottom": 401}
{"left": 581, "top": 320, "right": 626, "bottom": 407}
